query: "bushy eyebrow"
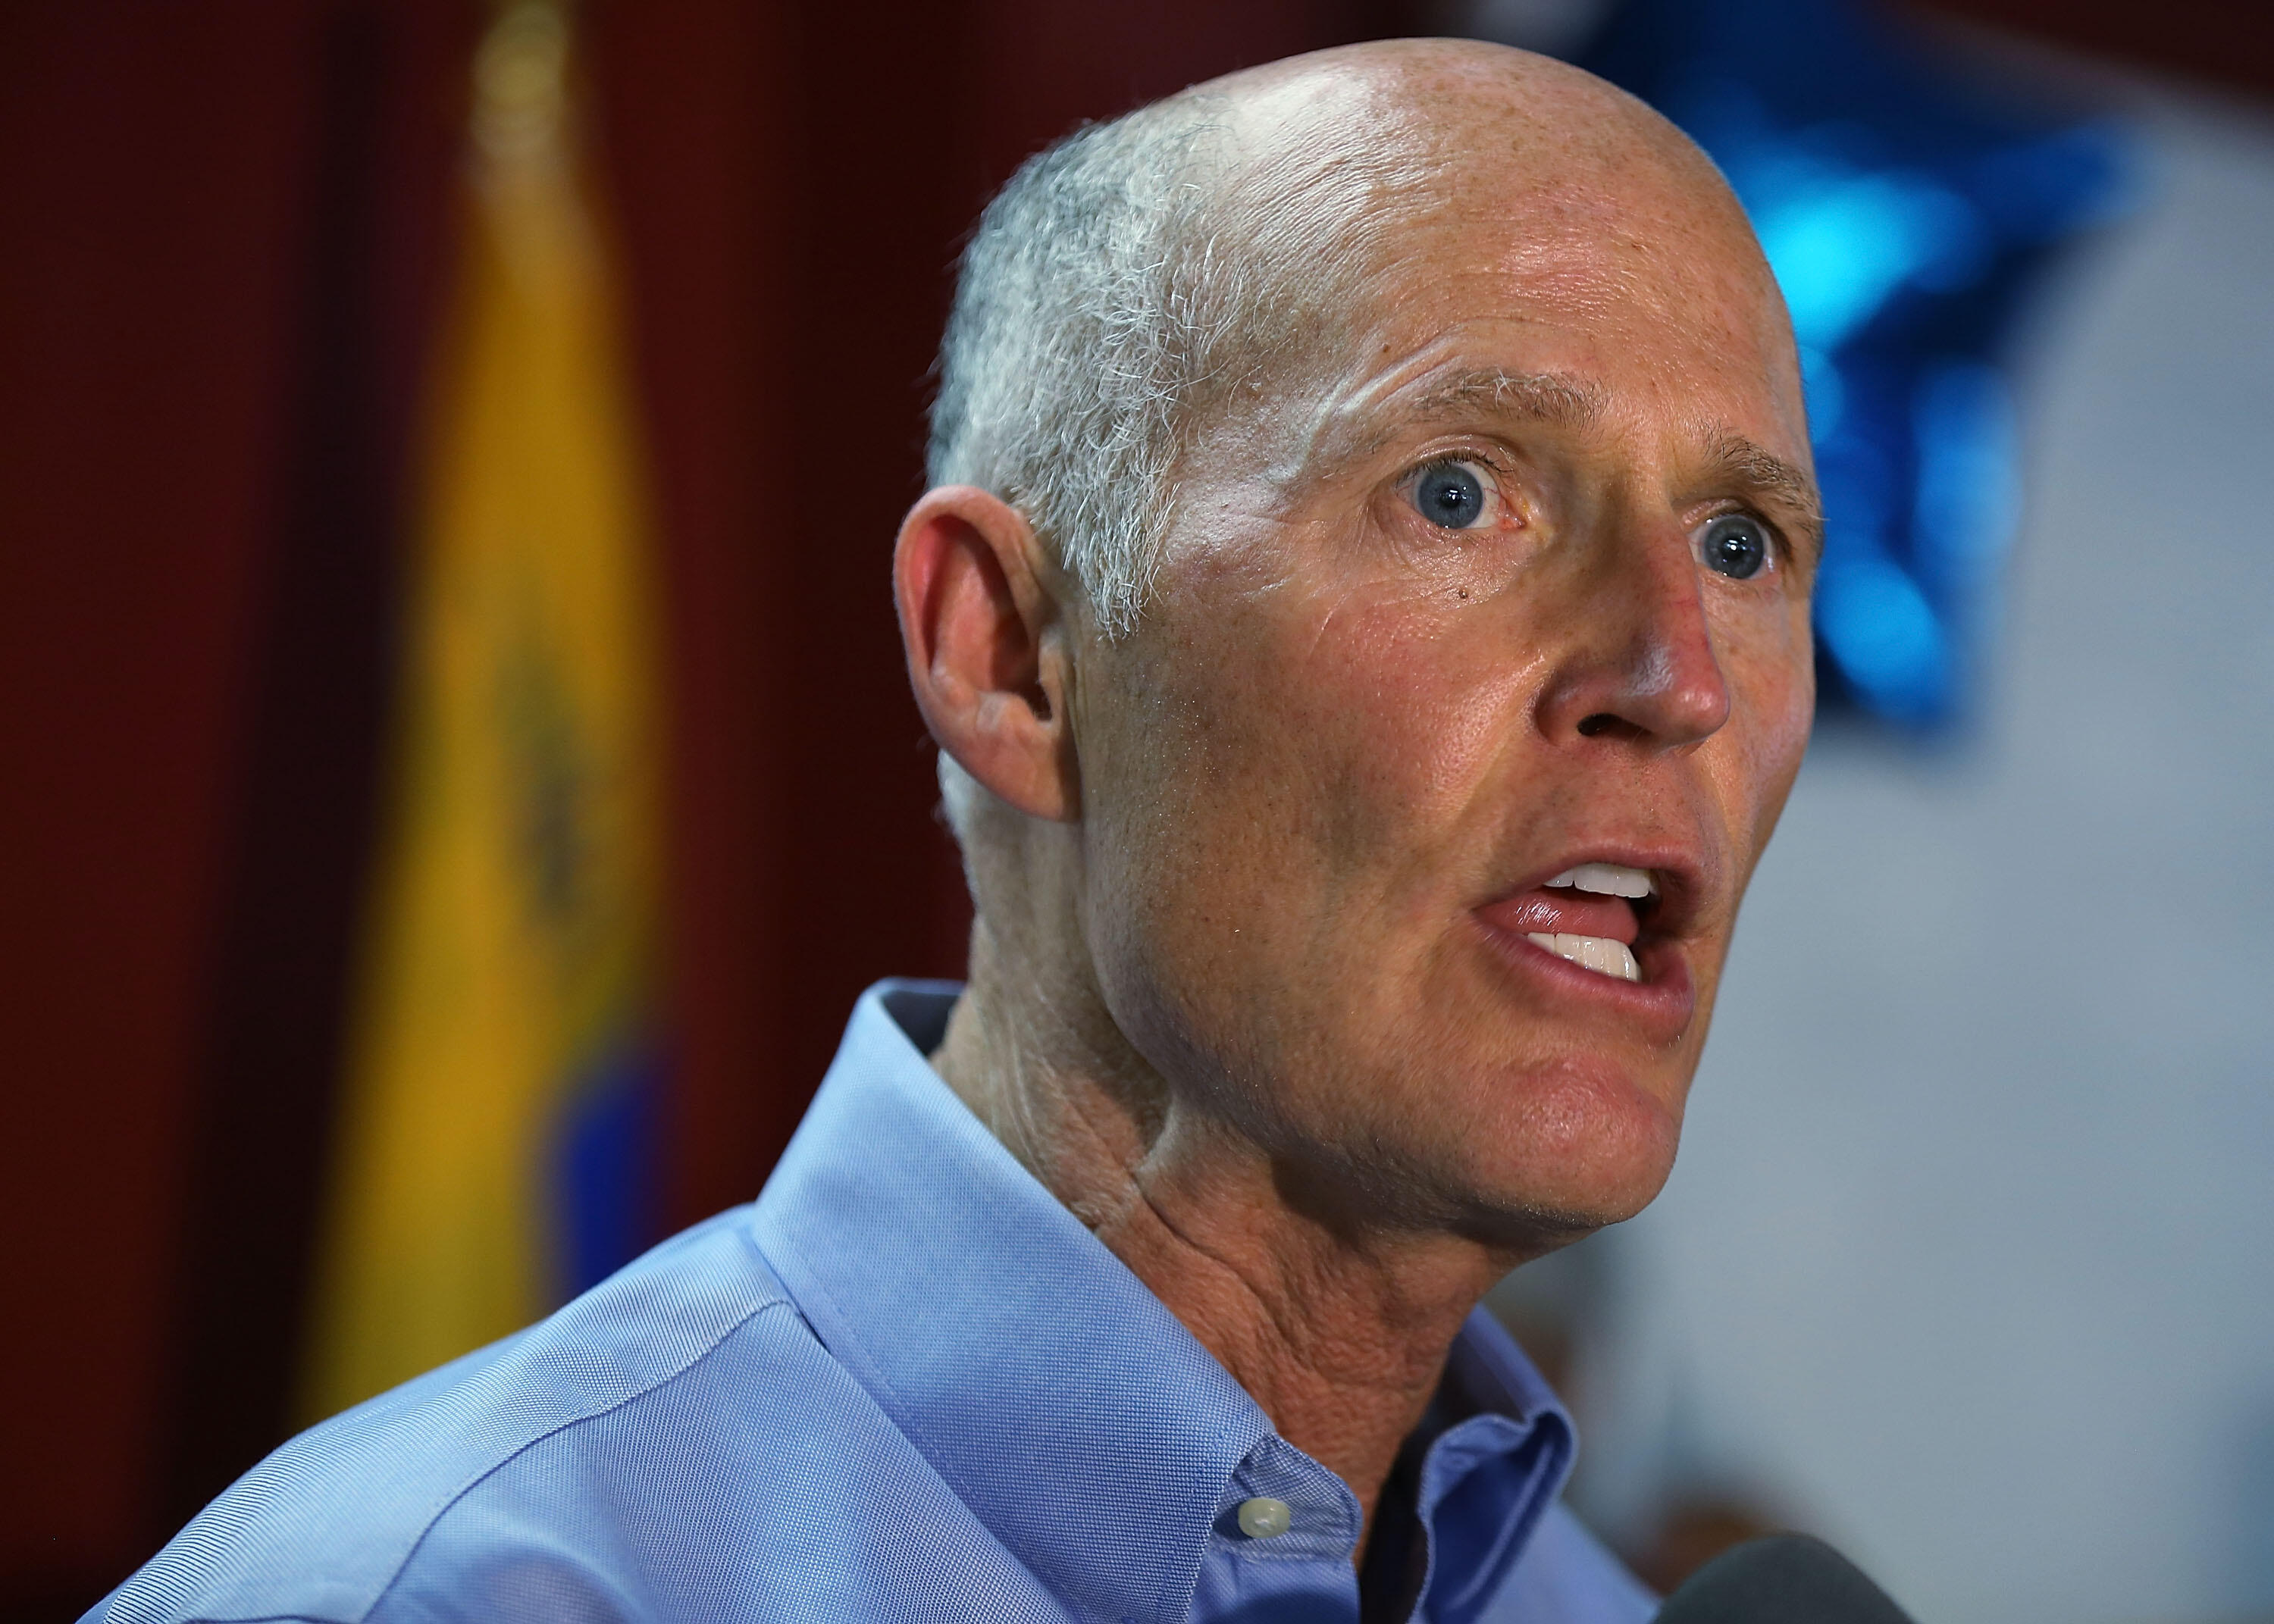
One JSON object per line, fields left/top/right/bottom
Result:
{"left": 1293, "top": 366, "right": 1608, "bottom": 478}
{"left": 1696, "top": 426, "right": 1825, "bottom": 568}
{"left": 1405, "top": 368, "right": 1611, "bottom": 430}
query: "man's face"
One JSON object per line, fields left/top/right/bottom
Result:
{"left": 1071, "top": 137, "right": 1818, "bottom": 1241}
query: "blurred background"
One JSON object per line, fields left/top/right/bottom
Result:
{"left": 2, "top": 1, "right": 2268, "bottom": 1619}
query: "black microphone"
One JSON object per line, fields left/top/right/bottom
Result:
{"left": 1654, "top": 1533, "right": 1917, "bottom": 1624}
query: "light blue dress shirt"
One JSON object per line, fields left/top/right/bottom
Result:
{"left": 92, "top": 981, "right": 1655, "bottom": 1624}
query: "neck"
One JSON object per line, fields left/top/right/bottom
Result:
{"left": 932, "top": 919, "right": 1529, "bottom": 1544}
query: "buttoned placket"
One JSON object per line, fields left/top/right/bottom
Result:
{"left": 1182, "top": 1433, "right": 1367, "bottom": 1621}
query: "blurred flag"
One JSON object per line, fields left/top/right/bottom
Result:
{"left": 301, "top": 0, "right": 663, "bottom": 1420}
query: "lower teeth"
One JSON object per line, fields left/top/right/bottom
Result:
{"left": 1526, "top": 931, "right": 1641, "bottom": 982}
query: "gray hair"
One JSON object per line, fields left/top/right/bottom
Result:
{"left": 929, "top": 99, "right": 1233, "bottom": 639}
{"left": 925, "top": 86, "right": 1430, "bottom": 840}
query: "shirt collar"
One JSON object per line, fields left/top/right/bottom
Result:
{"left": 1410, "top": 1310, "right": 1577, "bottom": 1622}
{"left": 751, "top": 981, "right": 1576, "bottom": 1623}
{"left": 753, "top": 982, "right": 1267, "bottom": 1623}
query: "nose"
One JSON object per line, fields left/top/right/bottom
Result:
{"left": 1536, "top": 524, "right": 1732, "bottom": 752}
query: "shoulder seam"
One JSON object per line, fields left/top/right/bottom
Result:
{"left": 350, "top": 1296, "right": 799, "bottom": 1624}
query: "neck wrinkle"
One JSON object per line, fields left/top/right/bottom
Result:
{"left": 933, "top": 910, "right": 1526, "bottom": 1550}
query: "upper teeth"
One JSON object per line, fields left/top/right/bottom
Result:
{"left": 1545, "top": 862, "right": 1656, "bottom": 899}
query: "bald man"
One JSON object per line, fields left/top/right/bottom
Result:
{"left": 96, "top": 40, "right": 1818, "bottom": 1624}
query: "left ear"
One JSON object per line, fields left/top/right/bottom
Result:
{"left": 891, "top": 484, "right": 1081, "bottom": 822}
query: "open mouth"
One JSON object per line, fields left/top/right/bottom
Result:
{"left": 1483, "top": 861, "right": 1660, "bottom": 983}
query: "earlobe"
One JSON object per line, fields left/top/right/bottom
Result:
{"left": 892, "top": 486, "right": 1079, "bottom": 822}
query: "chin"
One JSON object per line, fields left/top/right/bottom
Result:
{"left": 1443, "top": 1050, "right": 1687, "bottom": 1241}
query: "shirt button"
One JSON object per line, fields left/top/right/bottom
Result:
{"left": 1236, "top": 1496, "right": 1293, "bottom": 1539}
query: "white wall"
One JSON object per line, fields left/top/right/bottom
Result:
{"left": 1574, "top": 92, "right": 2274, "bottom": 1624}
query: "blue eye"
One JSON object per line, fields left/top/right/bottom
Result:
{"left": 1410, "top": 460, "right": 1488, "bottom": 530}
{"left": 1700, "top": 513, "right": 1770, "bottom": 580}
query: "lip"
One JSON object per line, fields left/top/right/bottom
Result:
{"left": 1470, "top": 846, "right": 1707, "bottom": 1044}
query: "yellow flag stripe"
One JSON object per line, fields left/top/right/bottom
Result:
{"left": 302, "top": 2, "right": 659, "bottom": 1422}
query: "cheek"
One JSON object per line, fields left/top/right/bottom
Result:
{"left": 1086, "top": 577, "right": 1539, "bottom": 1046}
{"left": 1251, "top": 590, "right": 1547, "bottom": 871}
{"left": 1336, "top": 608, "right": 1535, "bottom": 798}
{"left": 1733, "top": 604, "right": 1815, "bottom": 806}
{"left": 1702, "top": 601, "right": 1815, "bottom": 898}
